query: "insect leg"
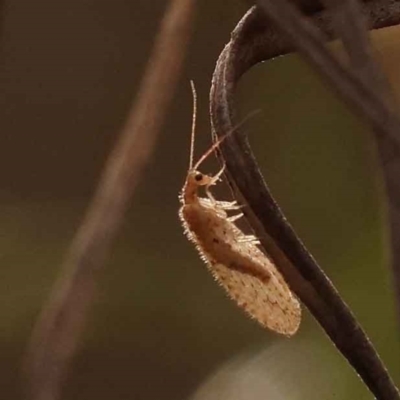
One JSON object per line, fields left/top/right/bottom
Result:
{"left": 227, "top": 213, "right": 243, "bottom": 222}
{"left": 210, "top": 164, "right": 226, "bottom": 185}
{"left": 205, "top": 191, "right": 243, "bottom": 214}
{"left": 220, "top": 201, "right": 243, "bottom": 211}
{"left": 205, "top": 186, "right": 217, "bottom": 205}
{"left": 237, "top": 235, "right": 260, "bottom": 245}
{"left": 205, "top": 165, "right": 225, "bottom": 204}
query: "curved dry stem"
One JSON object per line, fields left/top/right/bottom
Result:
{"left": 210, "top": 4, "right": 399, "bottom": 400}
{"left": 24, "top": 1, "right": 196, "bottom": 399}
{"left": 322, "top": 0, "right": 400, "bottom": 336}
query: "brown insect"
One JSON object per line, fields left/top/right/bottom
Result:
{"left": 178, "top": 82, "right": 301, "bottom": 336}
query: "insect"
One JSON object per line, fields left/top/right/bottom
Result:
{"left": 179, "top": 82, "right": 301, "bottom": 336}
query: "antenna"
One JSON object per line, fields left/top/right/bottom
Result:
{"left": 193, "top": 109, "right": 261, "bottom": 171}
{"left": 189, "top": 80, "right": 197, "bottom": 170}
{"left": 193, "top": 132, "right": 230, "bottom": 170}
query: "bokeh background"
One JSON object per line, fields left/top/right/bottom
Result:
{"left": 0, "top": 1, "right": 399, "bottom": 399}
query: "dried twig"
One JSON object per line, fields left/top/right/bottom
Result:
{"left": 322, "top": 0, "right": 400, "bottom": 333}
{"left": 210, "top": 4, "right": 400, "bottom": 399}
{"left": 24, "top": 1, "right": 196, "bottom": 399}
{"left": 255, "top": 0, "right": 400, "bottom": 145}
{"left": 322, "top": 0, "right": 389, "bottom": 100}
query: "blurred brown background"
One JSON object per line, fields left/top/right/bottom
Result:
{"left": 0, "top": 1, "right": 399, "bottom": 399}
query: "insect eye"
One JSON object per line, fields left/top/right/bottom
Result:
{"left": 195, "top": 173, "right": 203, "bottom": 182}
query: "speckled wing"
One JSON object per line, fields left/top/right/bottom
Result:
{"left": 180, "top": 200, "right": 301, "bottom": 336}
